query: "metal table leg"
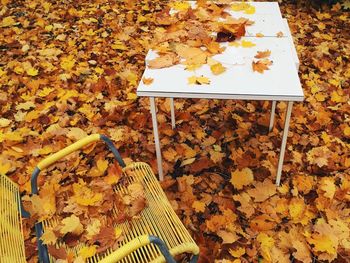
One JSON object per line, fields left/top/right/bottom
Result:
{"left": 269, "top": 100, "right": 276, "bottom": 132}
{"left": 170, "top": 98, "right": 175, "bottom": 129}
{"left": 276, "top": 101, "right": 293, "bottom": 185}
{"left": 150, "top": 97, "right": 164, "bottom": 180}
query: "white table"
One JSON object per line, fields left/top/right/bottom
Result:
{"left": 137, "top": 3, "right": 303, "bottom": 185}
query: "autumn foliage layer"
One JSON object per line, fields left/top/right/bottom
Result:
{"left": 0, "top": 0, "right": 349, "bottom": 262}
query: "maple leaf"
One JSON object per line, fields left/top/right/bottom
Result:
{"left": 241, "top": 40, "right": 256, "bottom": 48}
{"left": 229, "top": 247, "right": 245, "bottom": 258}
{"left": 59, "top": 214, "right": 84, "bottom": 235}
{"left": 188, "top": 75, "right": 210, "bottom": 85}
{"left": 148, "top": 53, "right": 180, "bottom": 69}
{"left": 142, "top": 77, "right": 154, "bottom": 85}
{"left": 210, "top": 63, "right": 226, "bottom": 75}
{"left": 85, "top": 218, "right": 101, "bottom": 240}
{"left": 1, "top": 16, "right": 17, "bottom": 27}
{"left": 217, "top": 230, "right": 239, "bottom": 244}
{"left": 255, "top": 50, "right": 271, "bottom": 59}
{"left": 252, "top": 58, "right": 272, "bottom": 73}
{"left": 26, "top": 67, "right": 39, "bottom": 76}
{"left": 105, "top": 162, "right": 122, "bottom": 185}
{"left": 230, "top": 168, "right": 254, "bottom": 190}
{"left": 67, "top": 127, "right": 88, "bottom": 141}
{"left": 247, "top": 179, "right": 276, "bottom": 202}
{"left": 192, "top": 200, "right": 206, "bottom": 213}
{"left": 40, "top": 229, "right": 58, "bottom": 245}
{"left": 78, "top": 245, "right": 97, "bottom": 259}
{"left": 60, "top": 55, "right": 76, "bottom": 71}
{"left": 257, "top": 233, "right": 274, "bottom": 262}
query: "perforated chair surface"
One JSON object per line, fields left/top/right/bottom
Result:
{"left": 0, "top": 174, "right": 26, "bottom": 263}
{"left": 42, "top": 162, "right": 198, "bottom": 263}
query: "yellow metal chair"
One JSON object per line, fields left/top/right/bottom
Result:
{"left": 0, "top": 134, "right": 199, "bottom": 263}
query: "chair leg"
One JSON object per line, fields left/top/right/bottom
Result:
{"left": 170, "top": 98, "right": 175, "bottom": 129}
{"left": 275, "top": 101, "right": 293, "bottom": 186}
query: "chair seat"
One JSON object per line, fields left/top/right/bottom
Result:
{"left": 43, "top": 162, "right": 198, "bottom": 263}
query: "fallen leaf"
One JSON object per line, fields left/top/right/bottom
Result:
{"left": 188, "top": 76, "right": 210, "bottom": 85}
{"left": 142, "top": 77, "right": 154, "bottom": 85}
{"left": 230, "top": 168, "right": 254, "bottom": 190}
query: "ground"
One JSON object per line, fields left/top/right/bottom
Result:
{"left": 0, "top": 0, "right": 349, "bottom": 262}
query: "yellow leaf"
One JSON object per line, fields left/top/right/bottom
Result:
{"left": 244, "top": 5, "right": 256, "bottom": 14}
{"left": 188, "top": 75, "right": 210, "bottom": 85}
{"left": 315, "top": 92, "right": 326, "bottom": 102}
{"left": 170, "top": 1, "right": 190, "bottom": 11}
{"left": 67, "top": 127, "right": 88, "bottom": 141}
{"left": 180, "top": 157, "right": 196, "bottom": 166}
{"left": 73, "top": 180, "right": 103, "bottom": 205}
{"left": 0, "top": 162, "right": 11, "bottom": 175}
{"left": 230, "top": 168, "right": 254, "bottom": 190}
{"left": 289, "top": 198, "right": 305, "bottom": 221}
{"left": 231, "top": 3, "right": 251, "bottom": 11}
{"left": 86, "top": 219, "right": 101, "bottom": 239}
{"left": 78, "top": 245, "right": 97, "bottom": 259}
{"left": 241, "top": 40, "right": 256, "bottom": 48}
{"left": 40, "top": 229, "right": 57, "bottom": 245}
{"left": 94, "top": 67, "right": 104, "bottom": 75}
{"left": 331, "top": 90, "right": 344, "bottom": 103}
{"left": 0, "top": 118, "right": 11, "bottom": 128}
{"left": 192, "top": 200, "right": 206, "bottom": 213}
{"left": 111, "top": 41, "right": 128, "bottom": 50}
{"left": 320, "top": 177, "right": 336, "bottom": 199}
{"left": 115, "top": 226, "right": 123, "bottom": 238}
{"left": 37, "top": 87, "right": 55, "bottom": 97}
{"left": 308, "top": 234, "right": 337, "bottom": 254}
{"left": 14, "top": 66, "right": 24, "bottom": 74}
{"left": 127, "top": 92, "right": 137, "bottom": 100}
{"left": 344, "top": 126, "right": 350, "bottom": 136}
{"left": 97, "top": 159, "right": 108, "bottom": 173}
{"left": 60, "top": 55, "right": 76, "bottom": 71}
{"left": 257, "top": 233, "right": 274, "bottom": 261}
{"left": 26, "top": 68, "right": 39, "bottom": 76}
{"left": 210, "top": 63, "right": 226, "bottom": 75}
{"left": 60, "top": 214, "right": 84, "bottom": 235}
{"left": 229, "top": 247, "right": 245, "bottom": 258}
{"left": 1, "top": 16, "right": 16, "bottom": 27}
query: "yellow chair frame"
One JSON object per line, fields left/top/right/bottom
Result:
{"left": 0, "top": 134, "right": 199, "bottom": 263}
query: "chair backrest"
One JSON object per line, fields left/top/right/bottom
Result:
{"left": 0, "top": 174, "right": 26, "bottom": 263}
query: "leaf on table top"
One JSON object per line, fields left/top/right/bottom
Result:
{"left": 188, "top": 75, "right": 210, "bottom": 85}
{"left": 241, "top": 40, "right": 256, "bottom": 48}
{"left": 210, "top": 63, "right": 226, "bottom": 75}
{"left": 252, "top": 58, "right": 272, "bottom": 73}
{"left": 148, "top": 53, "right": 180, "bottom": 69}
{"left": 276, "top": 31, "right": 284, "bottom": 37}
{"left": 142, "top": 77, "right": 154, "bottom": 85}
{"left": 254, "top": 50, "right": 271, "bottom": 59}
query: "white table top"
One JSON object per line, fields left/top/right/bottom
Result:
{"left": 137, "top": 37, "right": 304, "bottom": 101}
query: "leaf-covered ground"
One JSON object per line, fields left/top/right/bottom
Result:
{"left": 0, "top": 0, "right": 349, "bottom": 262}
